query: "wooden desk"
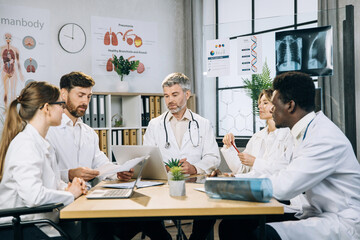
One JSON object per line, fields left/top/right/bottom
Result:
{"left": 60, "top": 182, "right": 283, "bottom": 239}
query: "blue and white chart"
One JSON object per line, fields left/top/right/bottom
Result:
{"left": 237, "top": 35, "right": 263, "bottom": 75}
{"left": 206, "top": 39, "right": 230, "bottom": 77}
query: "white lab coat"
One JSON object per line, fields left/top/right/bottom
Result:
{"left": 221, "top": 127, "right": 293, "bottom": 176}
{"left": 268, "top": 112, "right": 360, "bottom": 240}
{"left": 143, "top": 110, "right": 220, "bottom": 174}
{"left": 0, "top": 124, "right": 74, "bottom": 224}
{"left": 47, "top": 113, "right": 113, "bottom": 182}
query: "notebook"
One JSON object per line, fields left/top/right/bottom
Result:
{"left": 86, "top": 157, "right": 146, "bottom": 199}
{"left": 112, "top": 145, "right": 168, "bottom": 180}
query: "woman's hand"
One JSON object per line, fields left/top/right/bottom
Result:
{"left": 66, "top": 177, "right": 87, "bottom": 198}
{"left": 222, "top": 133, "right": 235, "bottom": 148}
{"left": 238, "top": 152, "right": 256, "bottom": 167}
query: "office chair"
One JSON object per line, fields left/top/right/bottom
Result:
{"left": 0, "top": 203, "right": 70, "bottom": 240}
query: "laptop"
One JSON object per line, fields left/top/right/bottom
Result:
{"left": 112, "top": 145, "right": 168, "bottom": 180}
{"left": 86, "top": 157, "right": 146, "bottom": 199}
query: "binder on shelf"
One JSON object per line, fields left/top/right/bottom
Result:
{"left": 149, "top": 96, "right": 155, "bottom": 120}
{"left": 143, "top": 96, "right": 150, "bottom": 126}
{"left": 141, "top": 128, "right": 146, "bottom": 144}
{"left": 112, "top": 130, "right": 117, "bottom": 145}
{"left": 154, "top": 96, "right": 161, "bottom": 117}
{"left": 98, "top": 95, "right": 106, "bottom": 128}
{"left": 117, "top": 130, "right": 122, "bottom": 145}
{"left": 141, "top": 96, "right": 145, "bottom": 126}
{"left": 99, "top": 130, "right": 108, "bottom": 156}
{"left": 123, "top": 129, "right": 130, "bottom": 145}
{"left": 91, "top": 95, "right": 98, "bottom": 128}
{"left": 83, "top": 106, "right": 92, "bottom": 126}
{"left": 130, "top": 129, "right": 137, "bottom": 145}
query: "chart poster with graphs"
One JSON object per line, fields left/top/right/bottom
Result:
{"left": 206, "top": 39, "right": 230, "bottom": 77}
{"left": 91, "top": 16, "right": 157, "bottom": 80}
{"left": 237, "top": 35, "right": 263, "bottom": 75}
{"left": 0, "top": 4, "right": 50, "bottom": 128}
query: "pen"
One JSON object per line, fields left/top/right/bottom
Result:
{"left": 231, "top": 142, "right": 240, "bottom": 153}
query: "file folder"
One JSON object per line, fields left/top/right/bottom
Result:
{"left": 112, "top": 130, "right": 117, "bottom": 145}
{"left": 144, "top": 97, "right": 150, "bottom": 126}
{"left": 91, "top": 95, "right": 99, "bottom": 128}
{"left": 83, "top": 106, "right": 92, "bottom": 126}
{"left": 123, "top": 129, "right": 130, "bottom": 145}
{"left": 99, "top": 130, "right": 108, "bottom": 156}
{"left": 98, "top": 95, "right": 106, "bottom": 128}
{"left": 117, "top": 130, "right": 122, "bottom": 145}
{"left": 130, "top": 129, "right": 137, "bottom": 145}
{"left": 154, "top": 96, "right": 161, "bottom": 117}
{"left": 149, "top": 96, "right": 155, "bottom": 120}
{"left": 141, "top": 96, "right": 145, "bottom": 126}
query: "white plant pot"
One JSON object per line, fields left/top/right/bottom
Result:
{"left": 116, "top": 81, "right": 129, "bottom": 92}
{"left": 169, "top": 180, "right": 186, "bottom": 196}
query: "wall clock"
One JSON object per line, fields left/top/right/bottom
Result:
{"left": 58, "top": 23, "right": 86, "bottom": 53}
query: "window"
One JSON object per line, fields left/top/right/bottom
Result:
{"left": 215, "top": 0, "right": 318, "bottom": 143}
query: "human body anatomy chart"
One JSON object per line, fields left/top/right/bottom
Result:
{"left": 91, "top": 16, "right": 157, "bottom": 79}
{"left": 0, "top": 4, "right": 50, "bottom": 113}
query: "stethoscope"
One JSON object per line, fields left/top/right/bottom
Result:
{"left": 164, "top": 110, "right": 200, "bottom": 148}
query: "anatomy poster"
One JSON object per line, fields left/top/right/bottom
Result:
{"left": 237, "top": 35, "right": 263, "bottom": 75}
{"left": 91, "top": 16, "right": 157, "bottom": 81}
{"left": 206, "top": 39, "right": 230, "bottom": 77}
{"left": 0, "top": 4, "right": 50, "bottom": 127}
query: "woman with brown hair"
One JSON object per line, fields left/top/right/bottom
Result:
{"left": 0, "top": 81, "right": 85, "bottom": 229}
{"left": 222, "top": 88, "right": 293, "bottom": 176}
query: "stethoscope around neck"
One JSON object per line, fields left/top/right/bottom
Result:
{"left": 163, "top": 110, "right": 200, "bottom": 148}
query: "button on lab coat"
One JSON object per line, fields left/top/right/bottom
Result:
{"left": 0, "top": 124, "right": 74, "bottom": 223}
{"left": 268, "top": 112, "right": 360, "bottom": 240}
{"left": 143, "top": 111, "right": 220, "bottom": 174}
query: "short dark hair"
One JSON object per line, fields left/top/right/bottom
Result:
{"left": 60, "top": 72, "right": 95, "bottom": 91}
{"left": 273, "top": 72, "right": 315, "bottom": 112}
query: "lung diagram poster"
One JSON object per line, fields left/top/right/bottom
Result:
{"left": 91, "top": 16, "right": 157, "bottom": 82}
{"left": 0, "top": 4, "right": 50, "bottom": 127}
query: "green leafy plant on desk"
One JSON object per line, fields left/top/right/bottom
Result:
{"left": 165, "top": 158, "right": 183, "bottom": 169}
{"left": 169, "top": 166, "right": 185, "bottom": 181}
{"left": 168, "top": 166, "right": 186, "bottom": 196}
{"left": 111, "top": 55, "right": 139, "bottom": 81}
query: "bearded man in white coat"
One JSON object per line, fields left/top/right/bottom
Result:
{"left": 143, "top": 72, "right": 220, "bottom": 240}
{"left": 220, "top": 71, "right": 360, "bottom": 240}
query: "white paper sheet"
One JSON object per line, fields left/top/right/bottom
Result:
{"left": 96, "top": 155, "right": 148, "bottom": 177}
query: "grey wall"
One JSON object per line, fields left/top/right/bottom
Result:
{"left": 1, "top": 0, "right": 187, "bottom": 93}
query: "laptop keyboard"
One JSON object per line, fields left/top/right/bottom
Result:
{"left": 104, "top": 189, "right": 132, "bottom": 197}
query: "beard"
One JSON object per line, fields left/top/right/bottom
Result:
{"left": 168, "top": 101, "right": 187, "bottom": 114}
{"left": 66, "top": 97, "right": 87, "bottom": 118}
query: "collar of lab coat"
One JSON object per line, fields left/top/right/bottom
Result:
{"left": 60, "top": 113, "right": 84, "bottom": 129}
{"left": 291, "top": 111, "right": 316, "bottom": 146}
{"left": 166, "top": 108, "right": 191, "bottom": 122}
{"left": 24, "top": 123, "right": 51, "bottom": 155}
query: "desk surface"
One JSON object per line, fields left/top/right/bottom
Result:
{"left": 60, "top": 181, "right": 284, "bottom": 219}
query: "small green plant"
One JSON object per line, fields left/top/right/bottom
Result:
{"left": 111, "top": 114, "right": 123, "bottom": 127}
{"left": 170, "top": 166, "right": 185, "bottom": 181}
{"left": 111, "top": 55, "right": 139, "bottom": 81}
{"left": 243, "top": 60, "right": 273, "bottom": 114}
{"left": 164, "top": 158, "right": 182, "bottom": 168}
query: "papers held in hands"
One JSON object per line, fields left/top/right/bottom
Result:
{"left": 204, "top": 177, "right": 273, "bottom": 202}
{"left": 96, "top": 156, "right": 149, "bottom": 177}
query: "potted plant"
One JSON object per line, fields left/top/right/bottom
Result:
{"left": 243, "top": 60, "right": 272, "bottom": 131}
{"left": 168, "top": 166, "right": 186, "bottom": 197}
{"left": 111, "top": 55, "right": 139, "bottom": 92}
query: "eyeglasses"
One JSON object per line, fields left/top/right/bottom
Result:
{"left": 40, "top": 101, "right": 66, "bottom": 109}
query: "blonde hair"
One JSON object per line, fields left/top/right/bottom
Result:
{"left": 0, "top": 81, "right": 60, "bottom": 181}
{"left": 258, "top": 88, "right": 274, "bottom": 104}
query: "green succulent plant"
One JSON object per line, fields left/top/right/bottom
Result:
{"left": 111, "top": 55, "right": 139, "bottom": 81}
{"left": 164, "top": 158, "right": 183, "bottom": 169}
{"left": 170, "top": 166, "right": 185, "bottom": 181}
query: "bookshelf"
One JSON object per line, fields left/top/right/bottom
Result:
{"left": 85, "top": 92, "right": 196, "bottom": 160}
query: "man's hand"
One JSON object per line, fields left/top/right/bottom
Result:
{"left": 117, "top": 168, "right": 134, "bottom": 181}
{"left": 238, "top": 152, "right": 256, "bottom": 167}
{"left": 68, "top": 167, "right": 99, "bottom": 182}
{"left": 222, "top": 133, "right": 235, "bottom": 148}
{"left": 179, "top": 158, "right": 197, "bottom": 175}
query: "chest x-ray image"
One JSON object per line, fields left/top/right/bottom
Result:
{"left": 276, "top": 36, "right": 302, "bottom": 72}
{"left": 275, "top": 26, "right": 333, "bottom": 77}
